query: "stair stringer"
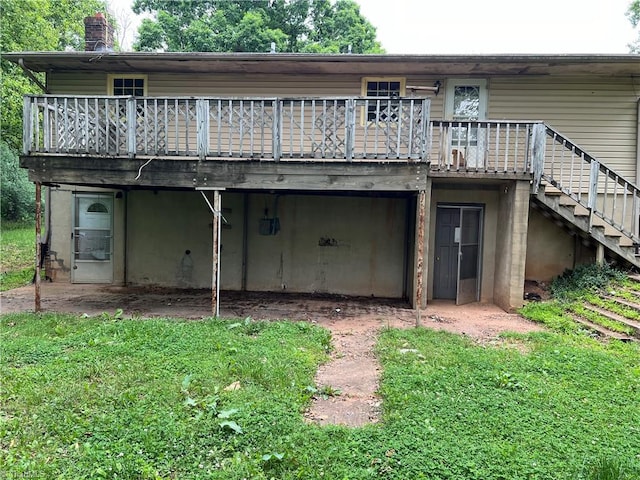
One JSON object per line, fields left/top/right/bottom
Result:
{"left": 532, "top": 186, "right": 640, "bottom": 270}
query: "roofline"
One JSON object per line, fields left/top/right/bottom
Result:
{"left": 4, "top": 51, "right": 640, "bottom": 76}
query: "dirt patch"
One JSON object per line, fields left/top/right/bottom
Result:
{"left": 1, "top": 284, "right": 545, "bottom": 426}
{"left": 524, "top": 279, "right": 551, "bottom": 301}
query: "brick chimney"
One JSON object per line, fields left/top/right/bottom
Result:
{"left": 84, "top": 12, "right": 114, "bottom": 51}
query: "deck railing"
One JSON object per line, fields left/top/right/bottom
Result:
{"left": 533, "top": 126, "right": 640, "bottom": 243}
{"left": 428, "top": 120, "right": 544, "bottom": 174}
{"left": 23, "top": 95, "right": 431, "bottom": 161}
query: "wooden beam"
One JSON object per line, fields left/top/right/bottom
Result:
{"left": 19, "top": 156, "right": 428, "bottom": 192}
{"left": 414, "top": 190, "right": 427, "bottom": 324}
{"left": 35, "top": 182, "right": 42, "bottom": 312}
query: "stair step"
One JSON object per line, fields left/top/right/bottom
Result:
{"left": 599, "top": 296, "right": 640, "bottom": 331}
{"left": 620, "top": 286, "right": 640, "bottom": 299}
{"left": 532, "top": 192, "right": 640, "bottom": 270}
{"left": 583, "top": 302, "right": 640, "bottom": 334}
{"left": 568, "top": 313, "right": 635, "bottom": 342}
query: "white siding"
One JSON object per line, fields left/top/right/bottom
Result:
{"left": 489, "top": 75, "right": 639, "bottom": 179}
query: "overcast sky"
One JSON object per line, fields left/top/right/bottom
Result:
{"left": 109, "top": 0, "right": 638, "bottom": 54}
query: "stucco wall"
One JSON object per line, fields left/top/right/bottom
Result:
{"left": 48, "top": 189, "right": 73, "bottom": 282}
{"left": 525, "top": 207, "right": 596, "bottom": 282}
{"left": 493, "top": 181, "right": 530, "bottom": 311}
{"left": 125, "top": 191, "right": 410, "bottom": 297}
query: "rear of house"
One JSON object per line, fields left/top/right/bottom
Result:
{"left": 7, "top": 15, "right": 640, "bottom": 314}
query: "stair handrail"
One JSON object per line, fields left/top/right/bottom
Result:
{"left": 535, "top": 124, "right": 640, "bottom": 244}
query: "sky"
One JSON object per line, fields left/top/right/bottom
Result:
{"left": 108, "top": 0, "right": 638, "bottom": 54}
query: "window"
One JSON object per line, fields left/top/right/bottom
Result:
{"left": 87, "top": 202, "right": 109, "bottom": 213}
{"left": 361, "top": 77, "right": 406, "bottom": 122}
{"left": 107, "top": 75, "right": 147, "bottom": 96}
{"left": 444, "top": 79, "right": 488, "bottom": 146}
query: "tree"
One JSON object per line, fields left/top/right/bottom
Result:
{"left": 0, "top": 0, "right": 108, "bottom": 220}
{"left": 0, "top": 143, "right": 35, "bottom": 221}
{"left": 627, "top": 0, "right": 640, "bottom": 52}
{"left": 132, "top": 0, "right": 383, "bottom": 54}
{"left": 0, "top": 0, "right": 109, "bottom": 151}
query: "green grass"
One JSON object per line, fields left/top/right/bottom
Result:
{"left": 0, "top": 220, "right": 35, "bottom": 291}
{"left": 2, "top": 313, "right": 639, "bottom": 479}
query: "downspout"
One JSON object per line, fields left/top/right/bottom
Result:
{"left": 636, "top": 98, "right": 640, "bottom": 186}
{"left": 636, "top": 98, "right": 640, "bottom": 239}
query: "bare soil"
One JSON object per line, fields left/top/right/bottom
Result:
{"left": 0, "top": 284, "right": 545, "bottom": 426}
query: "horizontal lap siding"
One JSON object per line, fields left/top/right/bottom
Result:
{"left": 489, "top": 75, "right": 639, "bottom": 180}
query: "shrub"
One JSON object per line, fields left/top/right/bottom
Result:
{"left": 550, "top": 263, "right": 626, "bottom": 301}
{"left": 1, "top": 141, "right": 34, "bottom": 221}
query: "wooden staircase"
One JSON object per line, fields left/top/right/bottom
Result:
{"left": 530, "top": 125, "right": 640, "bottom": 271}
{"left": 532, "top": 184, "right": 640, "bottom": 270}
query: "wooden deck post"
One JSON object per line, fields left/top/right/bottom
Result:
{"left": 34, "top": 181, "right": 42, "bottom": 312}
{"left": 212, "top": 190, "right": 222, "bottom": 317}
{"left": 414, "top": 190, "right": 427, "bottom": 325}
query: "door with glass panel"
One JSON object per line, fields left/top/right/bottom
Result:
{"left": 71, "top": 193, "right": 113, "bottom": 283}
{"left": 433, "top": 205, "right": 483, "bottom": 305}
{"left": 444, "top": 79, "right": 487, "bottom": 168}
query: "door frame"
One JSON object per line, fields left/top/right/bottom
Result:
{"left": 433, "top": 203, "right": 484, "bottom": 304}
{"left": 71, "top": 192, "right": 114, "bottom": 283}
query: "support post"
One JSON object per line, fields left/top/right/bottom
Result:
{"left": 531, "top": 123, "right": 546, "bottom": 192}
{"left": 588, "top": 159, "right": 600, "bottom": 233}
{"left": 345, "top": 99, "right": 355, "bottom": 161}
{"left": 596, "top": 243, "right": 605, "bottom": 266}
{"left": 211, "top": 190, "right": 222, "bottom": 317}
{"left": 126, "top": 97, "right": 137, "bottom": 157}
{"left": 35, "top": 182, "right": 42, "bottom": 312}
{"left": 23, "top": 96, "right": 32, "bottom": 154}
{"left": 414, "top": 190, "right": 427, "bottom": 325}
{"left": 196, "top": 99, "right": 210, "bottom": 160}
{"left": 272, "top": 100, "right": 281, "bottom": 161}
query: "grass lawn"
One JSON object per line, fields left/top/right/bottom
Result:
{"left": 1, "top": 312, "right": 638, "bottom": 479}
{"left": 0, "top": 221, "right": 35, "bottom": 291}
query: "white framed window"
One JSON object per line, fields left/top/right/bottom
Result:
{"left": 107, "top": 74, "right": 147, "bottom": 96}
{"left": 361, "top": 77, "right": 406, "bottom": 122}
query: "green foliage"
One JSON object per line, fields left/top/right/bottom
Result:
{"left": 627, "top": 0, "right": 640, "bottom": 53}
{"left": 551, "top": 263, "right": 626, "bottom": 301}
{"left": 0, "top": 220, "right": 35, "bottom": 291}
{"left": 1, "top": 142, "right": 35, "bottom": 221}
{"left": 133, "top": 0, "right": 383, "bottom": 53}
{"left": 2, "top": 313, "right": 639, "bottom": 478}
{"left": 0, "top": 0, "right": 109, "bottom": 150}
{"left": 520, "top": 300, "right": 582, "bottom": 333}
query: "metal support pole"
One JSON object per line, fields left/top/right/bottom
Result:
{"left": 211, "top": 190, "right": 222, "bottom": 317}
{"left": 35, "top": 182, "right": 42, "bottom": 312}
{"left": 414, "top": 190, "right": 427, "bottom": 326}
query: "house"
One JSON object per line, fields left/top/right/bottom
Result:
{"left": 6, "top": 14, "right": 640, "bottom": 315}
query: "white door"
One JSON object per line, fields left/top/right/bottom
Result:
{"left": 72, "top": 193, "right": 113, "bottom": 283}
{"left": 444, "top": 79, "right": 488, "bottom": 168}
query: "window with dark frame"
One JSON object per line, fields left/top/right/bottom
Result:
{"left": 365, "top": 80, "right": 402, "bottom": 122}
{"left": 112, "top": 77, "right": 145, "bottom": 96}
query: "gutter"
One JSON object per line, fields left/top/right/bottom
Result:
{"left": 18, "top": 58, "right": 49, "bottom": 93}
